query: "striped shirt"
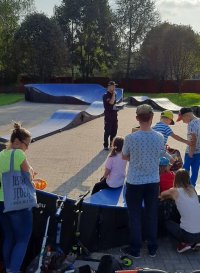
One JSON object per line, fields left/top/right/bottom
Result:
{"left": 152, "top": 122, "right": 173, "bottom": 145}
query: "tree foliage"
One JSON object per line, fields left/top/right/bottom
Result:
{"left": 140, "top": 23, "right": 198, "bottom": 91}
{"left": 54, "top": 0, "right": 119, "bottom": 80}
{"left": 0, "top": 0, "right": 33, "bottom": 82}
{"left": 115, "top": 0, "right": 160, "bottom": 78}
{"left": 13, "top": 13, "right": 67, "bottom": 81}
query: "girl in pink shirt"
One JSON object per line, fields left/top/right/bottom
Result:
{"left": 92, "top": 136, "right": 127, "bottom": 195}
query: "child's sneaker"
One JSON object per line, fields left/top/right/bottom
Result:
{"left": 192, "top": 242, "right": 200, "bottom": 250}
{"left": 177, "top": 242, "right": 191, "bottom": 253}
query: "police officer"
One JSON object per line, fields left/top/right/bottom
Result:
{"left": 103, "top": 81, "right": 118, "bottom": 150}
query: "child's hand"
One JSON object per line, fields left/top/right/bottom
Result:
{"left": 169, "top": 157, "right": 176, "bottom": 164}
{"left": 159, "top": 194, "right": 164, "bottom": 201}
{"left": 188, "top": 133, "right": 196, "bottom": 146}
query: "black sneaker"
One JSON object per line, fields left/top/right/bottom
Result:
{"left": 104, "top": 147, "right": 109, "bottom": 151}
{"left": 149, "top": 250, "right": 157, "bottom": 257}
{"left": 120, "top": 246, "right": 141, "bottom": 258}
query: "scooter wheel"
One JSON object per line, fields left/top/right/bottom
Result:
{"left": 120, "top": 255, "right": 133, "bottom": 267}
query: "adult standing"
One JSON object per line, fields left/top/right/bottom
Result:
{"left": 0, "top": 122, "right": 36, "bottom": 273}
{"left": 122, "top": 104, "right": 165, "bottom": 258}
{"left": 103, "top": 81, "right": 118, "bottom": 150}
{"left": 176, "top": 107, "right": 200, "bottom": 187}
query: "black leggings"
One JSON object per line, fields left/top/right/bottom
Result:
{"left": 92, "top": 178, "right": 110, "bottom": 195}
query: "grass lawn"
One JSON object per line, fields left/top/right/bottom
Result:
{"left": 124, "top": 92, "right": 200, "bottom": 107}
{"left": 0, "top": 92, "right": 199, "bottom": 107}
{"left": 0, "top": 93, "right": 24, "bottom": 106}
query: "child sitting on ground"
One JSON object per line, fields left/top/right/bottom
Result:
{"left": 92, "top": 136, "right": 127, "bottom": 195}
{"left": 158, "top": 157, "right": 179, "bottom": 235}
{"left": 160, "top": 169, "right": 200, "bottom": 253}
{"left": 159, "top": 157, "right": 175, "bottom": 193}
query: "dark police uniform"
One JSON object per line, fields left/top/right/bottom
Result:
{"left": 103, "top": 91, "right": 118, "bottom": 149}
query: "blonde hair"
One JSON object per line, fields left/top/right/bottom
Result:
{"left": 109, "top": 136, "right": 124, "bottom": 157}
{"left": 174, "top": 169, "right": 196, "bottom": 197}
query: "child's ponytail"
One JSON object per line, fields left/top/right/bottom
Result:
{"left": 109, "top": 136, "right": 124, "bottom": 157}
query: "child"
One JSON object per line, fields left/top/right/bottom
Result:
{"left": 92, "top": 136, "right": 127, "bottom": 195}
{"left": 132, "top": 110, "right": 190, "bottom": 146}
{"left": 159, "top": 157, "right": 175, "bottom": 193}
{"left": 153, "top": 110, "right": 189, "bottom": 146}
{"left": 158, "top": 157, "right": 178, "bottom": 235}
{"left": 176, "top": 107, "right": 200, "bottom": 187}
{"left": 160, "top": 169, "right": 200, "bottom": 253}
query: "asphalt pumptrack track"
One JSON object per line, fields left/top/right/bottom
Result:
{"left": 0, "top": 84, "right": 200, "bottom": 273}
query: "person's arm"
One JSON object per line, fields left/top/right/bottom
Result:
{"left": 171, "top": 133, "right": 190, "bottom": 145}
{"left": 101, "top": 167, "right": 111, "bottom": 180}
{"left": 108, "top": 92, "right": 116, "bottom": 105}
{"left": 122, "top": 135, "right": 130, "bottom": 161}
{"left": 188, "top": 133, "right": 197, "bottom": 158}
{"left": 122, "top": 153, "right": 130, "bottom": 161}
{"left": 160, "top": 188, "right": 178, "bottom": 200}
{"left": 21, "top": 159, "right": 37, "bottom": 180}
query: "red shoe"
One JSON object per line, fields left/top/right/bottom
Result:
{"left": 177, "top": 242, "right": 191, "bottom": 253}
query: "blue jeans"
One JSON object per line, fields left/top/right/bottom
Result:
{"left": 125, "top": 182, "right": 159, "bottom": 254}
{"left": 183, "top": 153, "right": 200, "bottom": 187}
{"left": 0, "top": 202, "right": 32, "bottom": 273}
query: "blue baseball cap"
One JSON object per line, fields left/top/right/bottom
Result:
{"left": 159, "top": 157, "right": 170, "bottom": 166}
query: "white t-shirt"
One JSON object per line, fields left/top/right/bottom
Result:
{"left": 176, "top": 188, "right": 200, "bottom": 233}
{"left": 105, "top": 153, "right": 127, "bottom": 188}
{"left": 186, "top": 117, "right": 200, "bottom": 154}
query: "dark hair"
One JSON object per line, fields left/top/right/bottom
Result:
{"left": 109, "top": 136, "right": 124, "bottom": 157}
{"left": 174, "top": 169, "right": 196, "bottom": 196}
{"left": 10, "top": 122, "right": 31, "bottom": 143}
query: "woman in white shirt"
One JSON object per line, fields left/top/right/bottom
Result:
{"left": 160, "top": 168, "right": 200, "bottom": 253}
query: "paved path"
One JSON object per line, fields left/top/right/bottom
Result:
{"left": 25, "top": 104, "right": 196, "bottom": 199}
{"left": 1, "top": 102, "right": 200, "bottom": 272}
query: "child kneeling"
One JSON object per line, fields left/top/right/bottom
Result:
{"left": 160, "top": 169, "right": 200, "bottom": 253}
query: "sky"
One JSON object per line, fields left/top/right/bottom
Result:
{"left": 34, "top": 0, "right": 200, "bottom": 33}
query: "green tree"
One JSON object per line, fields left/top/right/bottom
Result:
{"left": 13, "top": 13, "right": 67, "bottom": 81}
{"left": 0, "top": 0, "right": 33, "bottom": 83}
{"left": 55, "top": 0, "right": 119, "bottom": 80}
{"left": 54, "top": 0, "right": 83, "bottom": 79}
{"left": 115, "top": 0, "right": 160, "bottom": 78}
{"left": 140, "top": 23, "right": 171, "bottom": 82}
{"left": 166, "top": 25, "right": 198, "bottom": 92}
{"left": 140, "top": 23, "right": 198, "bottom": 92}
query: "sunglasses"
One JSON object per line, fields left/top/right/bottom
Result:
{"left": 21, "top": 140, "right": 31, "bottom": 148}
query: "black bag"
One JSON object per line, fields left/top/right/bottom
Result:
{"left": 96, "top": 255, "right": 123, "bottom": 273}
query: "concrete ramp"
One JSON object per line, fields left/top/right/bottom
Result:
{"left": 0, "top": 101, "right": 105, "bottom": 142}
{"left": 129, "top": 96, "right": 181, "bottom": 112}
{"left": 25, "top": 83, "right": 123, "bottom": 104}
